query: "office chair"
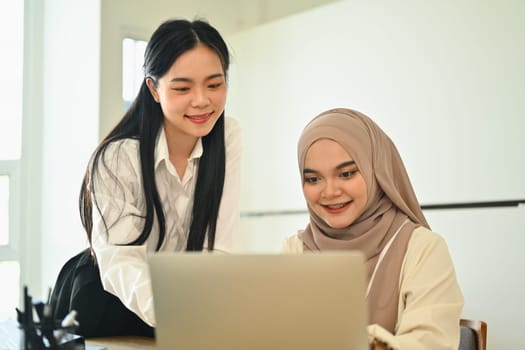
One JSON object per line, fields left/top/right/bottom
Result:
{"left": 459, "top": 318, "right": 487, "bottom": 350}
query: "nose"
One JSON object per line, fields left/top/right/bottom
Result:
{"left": 191, "top": 87, "right": 210, "bottom": 108}
{"left": 322, "top": 179, "right": 341, "bottom": 199}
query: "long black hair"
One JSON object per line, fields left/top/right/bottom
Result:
{"left": 79, "top": 19, "right": 230, "bottom": 252}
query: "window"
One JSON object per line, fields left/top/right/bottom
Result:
{"left": 0, "top": 0, "right": 24, "bottom": 320}
{"left": 0, "top": 261, "right": 20, "bottom": 318}
{"left": 0, "top": 3, "right": 24, "bottom": 160}
{"left": 0, "top": 176, "right": 10, "bottom": 245}
{"left": 122, "top": 38, "right": 147, "bottom": 109}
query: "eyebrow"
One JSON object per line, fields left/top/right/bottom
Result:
{"left": 336, "top": 160, "right": 356, "bottom": 169}
{"left": 303, "top": 160, "right": 356, "bottom": 174}
{"left": 169, "top": 73, "right": 224, "bottom": 83}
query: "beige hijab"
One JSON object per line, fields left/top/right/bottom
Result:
{"left": 298, "top": 108, "right": 429, "bottom": 333}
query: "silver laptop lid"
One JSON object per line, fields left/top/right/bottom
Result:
{"left": 149, "top": 252, "right": 369, "bottom": 350}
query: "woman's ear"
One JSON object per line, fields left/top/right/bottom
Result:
{"left": 146, "top": 77, "right": 160, "bottom": 103}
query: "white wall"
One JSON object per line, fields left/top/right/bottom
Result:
{"left": 38, "top": 0, "right": 101, "bottom": 295}
{"left": 225, "top": 1, "right": 525, "bottom": 348}
{"left": 226, "top": 0, "right": 525, "bottom": 212}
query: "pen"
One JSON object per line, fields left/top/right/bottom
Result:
{"left": 44, "top": 287, "right": 52, "bottom": 318}
{"left": 61, "top": 310, "right": 79, "bottom": 329}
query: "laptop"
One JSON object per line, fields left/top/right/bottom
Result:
{"left": 149, "top": 252, "right": 370, "bottom": 350}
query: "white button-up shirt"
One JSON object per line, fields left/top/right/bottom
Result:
{"left": 90, "top": 117, "right": 241, "bottom": 326}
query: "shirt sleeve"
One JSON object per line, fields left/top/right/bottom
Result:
{"left": 89, "top": 141, "right": 156, "bottom": 327}
{"left": 211, "top": 117, "right": 242, "bottom": 253}
{"left": 367, "top": 229, "right": 464, "bottom": 350}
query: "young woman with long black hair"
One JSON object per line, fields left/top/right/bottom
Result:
{"left": 78, "top": 18, "right": 241, "bottom": 328}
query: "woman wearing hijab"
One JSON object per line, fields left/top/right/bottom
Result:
{"left": 282, "top": 108, "right": 463, "bottom": 349}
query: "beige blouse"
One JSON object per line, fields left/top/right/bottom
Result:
{"left": 282, "top": 226, "right": 464, "bottom": 350}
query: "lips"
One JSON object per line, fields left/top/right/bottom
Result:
{"left": 185, "top": 112, "right": 213, "bottom": 124}
{"left": 322, "top": 200, "right": 352, "bottom": 214}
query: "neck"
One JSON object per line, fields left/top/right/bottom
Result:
{"left": 163, "top": 123, "right": 198, "bottom": 159}
{"left": 163, "top": 123, "right": 199, "bottom": 179}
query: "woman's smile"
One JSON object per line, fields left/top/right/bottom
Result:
{"left": 185, "top": 112, "right": 214, "bottom": 124}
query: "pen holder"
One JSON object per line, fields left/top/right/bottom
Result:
{"left": 17, "top": 286, "right": 85, "bottom": 350}
{"left": 17, "top": 328, "right": 85, "bottom": 350}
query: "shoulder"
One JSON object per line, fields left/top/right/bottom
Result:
{"left": 224, "top": 116, "right": 242, "bottom": 139}
{"left": 281, "top": 232, "right": 304, "bottom": 253}
{"left": 223, "top": 117, "right": 242, "bottom": 157}
{"left": 407, "top": 226, "right": 449, "bottom": 254}
{"left": 100, "top": 138, "right": 140, "bottom": 161}
{"left": 403, "top": 226, "right": 455, "bottom": 276}
{"left": 92, "top": 138, "right": 140, "bottom": 175}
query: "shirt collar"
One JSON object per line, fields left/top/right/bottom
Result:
{"left": 154, "top": 126, "right": 204, "bottom": 169}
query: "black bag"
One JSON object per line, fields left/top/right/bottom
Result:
{"left": 49, "top": 248, "right": 154, "bottom": 338}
